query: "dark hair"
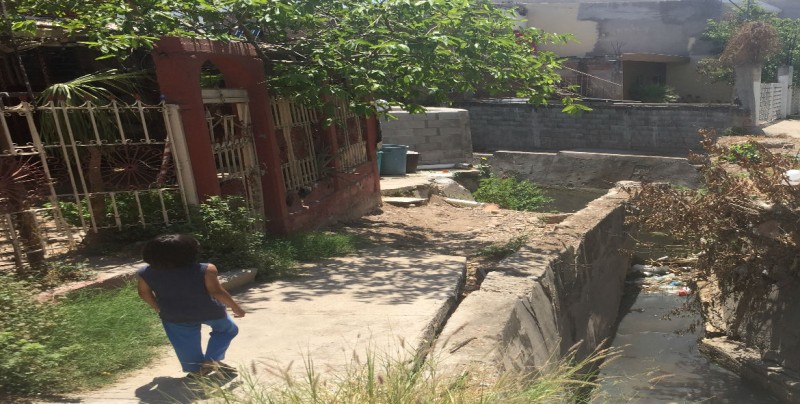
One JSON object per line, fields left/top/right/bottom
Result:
{"left": 142, "top": 234, "right": 200, "bottom": 270}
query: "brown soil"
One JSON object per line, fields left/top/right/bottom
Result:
{"left": 333, "top": 195, "right": 563, "bottom": 294}
{"left": 716, "top": 134, "right": 800, "bottom": 154}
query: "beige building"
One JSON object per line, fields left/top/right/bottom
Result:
{"left": 499, "top": 0, "right": 795, "bottom": 102}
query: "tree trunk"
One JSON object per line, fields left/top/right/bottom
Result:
{"left": 86, "top": 146, "right": 107, "bottom": 229}
{"left": 8, "top": 182, "right": 44, "bottom": 274}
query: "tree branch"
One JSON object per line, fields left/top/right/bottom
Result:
{"left": 236, "top": 16, "right": 272, "bottom": 64}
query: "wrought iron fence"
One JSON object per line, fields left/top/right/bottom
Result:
{"left": 203, "top": 89, "right": 264, "bottom": 219}
{"left": 271, "top": 97, "right": 369, "bottom": 193}
{"left": 332, "top": 98, "right": 368, "bottom": 172}
{"left": 0, "top": 99, "right": 191, "bottom": 272}
{"left": 271, "top": 97, "right": 323, "bottom": 192}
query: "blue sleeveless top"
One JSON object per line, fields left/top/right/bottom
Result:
{"left": 137, "top": 263, "right": 227, "bottom": 323}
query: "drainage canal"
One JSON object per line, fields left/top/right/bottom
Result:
{"left": 595, "top": 240, "right": 781, "bottom": 402}
{"left": 437, "top": 177, "right": 779, "bottom": 401}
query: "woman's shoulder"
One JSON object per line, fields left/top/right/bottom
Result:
{"left": 199, "top": 263, "right": 218, "bottom": 273}
{"left": 136, "top": 265, "right": 152, "bottom": 276}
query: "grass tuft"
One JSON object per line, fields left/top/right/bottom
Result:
{"left": 289, "top": 231, "right": 358, "bottom": 262}
{"left": 199, "top": 344, "right": 615, "bottom": 403}
{"left": 473, "top": 177, "right": 552, "bottom": 212}
{"left": 476, "top": 236, "right": 529, "bottom": 260}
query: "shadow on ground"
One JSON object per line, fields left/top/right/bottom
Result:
{"left": 134, "top": 372, "right": 239, "bottom": 403}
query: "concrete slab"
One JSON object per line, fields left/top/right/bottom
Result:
{"left": 76, "top": 249, "right": 465, "bottom": 403}
{"left": 380, "top": 173, "right": 434, "bottom": 195}
{"left": 764, "top": 119, "right": 800, "bottom": 138}
{"left": 379, "top": 169, "right": 480, "bottom": 198}
{"left": 383, "top": 197, "right": 428, "bottom": 207}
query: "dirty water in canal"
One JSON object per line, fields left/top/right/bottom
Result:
{"left": 596, "top": 279, "right": 781, "bottom": 403}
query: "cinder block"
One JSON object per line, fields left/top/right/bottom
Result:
{"left": 413, "top": 128, "right": 438, "bottom": 137}
{"left": 426, "top": 119, "right": 460, "bottom": 128}
{"left": 388, "top": 120, "right": 427, "bottom": 129}
{"left": 438, "top": 128, "right": 467, "bottom": 137}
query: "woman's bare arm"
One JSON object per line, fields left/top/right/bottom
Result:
{"left": 137, "top": 276, "right": 160, "bottom": 313}
{"left": 204, "top": 264, "right": 246, "bottom": 318}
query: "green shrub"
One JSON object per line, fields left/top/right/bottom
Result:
{"left": 721, "top": 142, "right": 760, "bottom": 163}
{"left": 0, "top": 278, "right": 165, "bottom": 397}
{"left": 478, "top": 156, "right": 492, "bottom": 178}
{"left": 722, "top": 126, "right": 748, "bottom": 136}
{"left": 0, "top": 276, "right": 76, "bottom": 396}
{"left": 53, "top": 190, "right": 186, "bottom": 230}
{"left": 252, "top": 239, "right": 298, "bottom": 279}
{"left": 473, "top": 177, "right": 552, "bottom": 212}
{"left": 191, "top": 196, "right": 264, "bottom": 270}
{"left": 189, "top": 198, "right": 358, "bottom": 278}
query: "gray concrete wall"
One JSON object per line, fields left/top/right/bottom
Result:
{"left": 459, "top": 101, "right": 749, "bottom": 156}
{"left": 380, "top": 107, "right": 473, "bottom": 165}
{"left": 512, "top": 0, "right": 736, "bottom": 102}
{"left": 700, "top": 276, "right": 800, "bottom": 374}
{"left": 437, "top": 185, "right": 632, "bottom": 373}
{"left": 521, "top": 0, "right": 724, "bottom": 58}
{"left": 489, "top": 150, "right": 702, "bottom": 189}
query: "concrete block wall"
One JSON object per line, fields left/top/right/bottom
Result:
{"left": 458, "top": 101, "right": 749, "bottom": 156}
{"left": 436, "top": 186, "right": 632, "bottom": 373}
{"left": 380, "top": 107, "right": 473, "bottom": 165}
{"left": 489, "top": 150, "right": 702, "bottom": 189}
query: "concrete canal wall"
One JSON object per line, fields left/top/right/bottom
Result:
{"left": 438, "top": 184, "right": 633, "bottom": 372}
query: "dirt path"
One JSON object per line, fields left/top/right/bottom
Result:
{"left": 333, "top": 195, "right": 559, "bottom": 293}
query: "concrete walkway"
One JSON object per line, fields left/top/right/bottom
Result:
{"left": 77, "top": 249, "right": 465, "bottom": 403}
{"left": 763, "top": 119, "right": 800, "bottom": 137}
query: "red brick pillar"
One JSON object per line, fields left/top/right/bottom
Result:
{"left": 365, "top": 114, "right": 379, "bottom": 189}
{"left": 152, "top": 39, "right": 220, "bottom": 199}
{"left": 219, "top": 58, "right": 289, "bottom": 233}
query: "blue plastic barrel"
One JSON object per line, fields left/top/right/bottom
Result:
{"left": 380, "top": 144, "right": 408, "bottom": 175}
{"left": 377, "top": 150, "right": 383, "bottom": 175}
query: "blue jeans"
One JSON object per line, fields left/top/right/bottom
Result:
{"left": 161, "top": 315, "right": 239, "bottom": 372}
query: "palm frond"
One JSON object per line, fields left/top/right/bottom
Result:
{"left": 37, "top": 69, "right": 147, "bottom": 105}
{"left": 37, "top": 69, "right": 148, "bottom": 144}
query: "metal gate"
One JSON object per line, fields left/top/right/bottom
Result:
{"left": 202, "top": 88, "right": 265, "bottom": 220}
{"left": 0, "top": 99, "right": 192, "bottom": 271}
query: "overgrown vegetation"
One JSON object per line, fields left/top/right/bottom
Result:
{"left": 0, "top": 279, "right": 165, "bottom": 397}
{"left": 49, "top": 196, "right": 359, "bottom": 279}
{"left": 628, "top": 130, "right": 800, "bottom": 297}
{"left": 0, "top": 276, "right": 72, "bottom": 396}
{"left": 721, "top": 142, "right": 761, "bottom": 163}
{"left": 188, "top": 197, "right": 359, "bottom": 278}
{"left": 199, "top": 345, "right": 612, "bottom": 403}
{"left": 51, "top": 189, "right": 187, "bottom": 239}
{"left": 700, "top": 1, "right": 798, "bottom": 83}
{"left": 474, "top": 177, "right": 553, "bottom": 212}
